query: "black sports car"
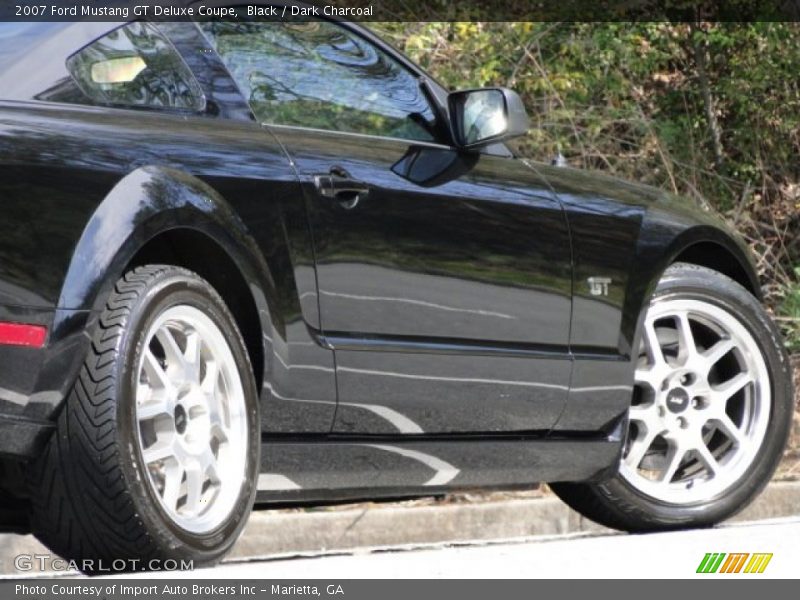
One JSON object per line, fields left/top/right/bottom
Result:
{"left": 0, "top": 9, "right": 793, "bottom": 570}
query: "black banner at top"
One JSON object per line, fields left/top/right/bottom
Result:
{"left": 2, "top": 0, "right": 800, "bottom": 22}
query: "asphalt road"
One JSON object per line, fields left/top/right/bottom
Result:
{"left": 100, "top": 516, "right": 800, "bottom": 579}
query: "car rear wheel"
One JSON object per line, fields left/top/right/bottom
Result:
{"left": 552, "top": 262, "right": 794, "bottom": 531}
{"left": 29, "top": 265, "right": 259, "bottom": 571}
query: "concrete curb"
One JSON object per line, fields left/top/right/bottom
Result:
{"left": 229, "top": 481, "right": 800, "bottom": 561}
{"left": 2, "top": 482, "right": 798, "bottom": 574}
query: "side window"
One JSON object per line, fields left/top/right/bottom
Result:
{"left": 67, "top": 22, "right": 204, "bottom": 111}
{"left": 199, "top": 20, "right": 437, "bottom": 142}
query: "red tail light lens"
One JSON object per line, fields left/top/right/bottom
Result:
{"left": 0, "top": 322, "right": 47, "bottom": 348}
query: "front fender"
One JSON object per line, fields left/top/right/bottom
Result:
{"left": 627, "top": 207, "right": 760, "bottom": 345}
{"left": 621, "top": 205, "right": 762, "bottom": 391}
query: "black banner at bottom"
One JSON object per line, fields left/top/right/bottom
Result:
{"left": 4, "top": 579, "right": 796, "bottom": 600}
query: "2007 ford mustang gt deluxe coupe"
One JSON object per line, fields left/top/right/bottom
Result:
{"left": 0, "top": 8, "right": 793, "bottom": 570}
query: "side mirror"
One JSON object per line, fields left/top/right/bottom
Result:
{"left": 448, "top": 87, "right": 530, "bottom": 150}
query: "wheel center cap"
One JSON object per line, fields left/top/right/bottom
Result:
{"left": 666, "top": 388, "right": 690, "bottom": 413}
{"left": 174, "top": 404, "right": 188, "bottom": 434}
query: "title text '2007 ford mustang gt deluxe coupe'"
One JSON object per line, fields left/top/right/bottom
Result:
{"left": 0, "top": 9, "right": 793, "bottom": 570}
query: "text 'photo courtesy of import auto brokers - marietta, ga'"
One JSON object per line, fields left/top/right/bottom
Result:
{"left": 14, "top": 584, "right": 345, "bottom": 597}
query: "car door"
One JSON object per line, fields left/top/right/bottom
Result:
{"left": 200, "top": 19, "right": 574, "bottom": 435}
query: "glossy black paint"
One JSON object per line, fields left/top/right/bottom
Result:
{"left": 0, "top": 18, "right": 761, "bottom": 499}
{"left": 0, "top": 97, "right": 336, "bottom": 435}
{"left": 270, "top": 125, "right": 572, "bottom": 435}
{"left": 255, "top": 433, "right": 623, "bottom": 504}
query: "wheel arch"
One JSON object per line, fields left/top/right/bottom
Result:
{"left": 671, "top": 239, "right": 761, "bottom": 299}
{"left": 623, "top": 223, "right": 762, "bottom": 364}
{"left": 54, "top": 165, "right": 275, "bottom": 391}
{"left": 123, "top": 229, "right": 265, "bottom": 391}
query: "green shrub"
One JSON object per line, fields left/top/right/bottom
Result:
{"left": 779, "top": 268, "right": 800, "bottom": 354}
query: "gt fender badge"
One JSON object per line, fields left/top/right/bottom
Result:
{"left": 588, "top": 276, "right": 612, "bottom": 296}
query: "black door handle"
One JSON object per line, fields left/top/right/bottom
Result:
{"left": 314, "top": 167, "right": 369, "bottom": 209}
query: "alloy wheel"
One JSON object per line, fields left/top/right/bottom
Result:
{"left": 620, "top": 297, "right": 771, "bottom": 504}
{"left": 134, "top": 305, "right": 248, "bottom": 533}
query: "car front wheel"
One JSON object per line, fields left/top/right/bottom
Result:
{"left": 552, "top": 262, "right": 794, "bottom": 531}
{"left": 29, "top": 265, "right": 259, "bottom": 571}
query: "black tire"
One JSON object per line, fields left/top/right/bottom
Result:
{"left": 552, "top": 262, "right": 794, "bottom": 532}
{"left": 28, "top": 265, "right": 260, "bottom": 571}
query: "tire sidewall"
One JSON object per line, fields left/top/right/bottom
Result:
{"left": 608, "top": 265, "right": 794, "bottom": 526}
{"left": 114, "top": 272, "right": 260, "bottom": 561}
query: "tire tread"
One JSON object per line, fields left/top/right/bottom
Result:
{"left": 29, "top": 266, "right": 179, "bottom": 566}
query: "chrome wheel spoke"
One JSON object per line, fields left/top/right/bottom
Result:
{"left": 183, "top": 462, "right": 205, "bottom": 515}
{"left": 183, "top": 331, "right": 202, "bottom": 383}
{"left": 625, "top": 402, "right": 664, "bottom": 469}
{"left": 675, "top": 311, "right": 698, "bottom": 363}
{"left": 210, "top": 421, "right": 229, "bottom": 444}
{"left": 701, "top": 338, "right": 735, "bottom": 370}
{"left": 142, "top": 438, "right": 175, "bottom": 464}
{"left": 643, "top": 320, "right": 666, "bottom": 367}
{"left": 162, "top": 462, "right": 183, "bottom": 511}
{"left": 624, "top": 427, "right": 658, "bottom": 470}
{"left": 137, "top": 390, "right": 172, "bottom": 421}
{"left": 634, "top": 365, "right": 666, "bottom": 393}
{"left": 712, "top": 413, "right": 747, "bottom": 449}
{"left": 628, "top": 404, "right": 660, "bottom": 429}
{"left": 203, "top": 360, "right": 231, "bottom": 442}
{"left": 201, "top": 358, "right": 219, "bottom": 395}
{"left": 143, "top": 350, "right": 172, "bottom": 391}
{"left": 660, "top": 444, "right": 686, "bottom": 483}
{"left": 200, "top": 446, "right": 219, "bottom": 478}
{"left": 694, "top": 443, "right": 719, "bottom": 476}
{"left": 156, "top": 328, "right": 184, "bottom": 369}
{"left": 712, "top": 372, "right": 753, "bottom": 402}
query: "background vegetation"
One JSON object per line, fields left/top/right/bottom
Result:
{"left": 374, "top": 22, "right": 800, "bottom": 477}
{"left": 375, "top": 22, "right": 800, "bottom": 349}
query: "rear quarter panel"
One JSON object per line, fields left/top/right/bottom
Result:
{"left": 0, "top": 101, "right": 310, "bottom": 423}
